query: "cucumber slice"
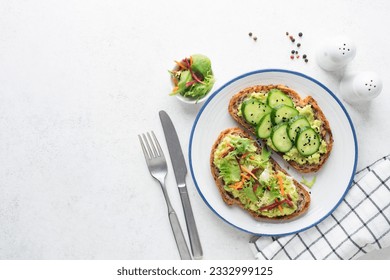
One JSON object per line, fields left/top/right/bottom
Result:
{"left": 241, "top": 99, "right": 272, "bottom": 126}
{"left": 296, "top": 127, "right": 321, "bottom": 156}
{"left": 288, "top": 116, "right": 311, "bottom": 142}
{"left": 271, "top": 123, "right": 293, "bottom": 153}
{"left": 256, "top": 113, "right": 272, "bottom": 139}
{"left": 271, "top": 104, "right": 299, "bottom": 125}
{"left": 266, "top": 89, "right": 294, "bottom": 108}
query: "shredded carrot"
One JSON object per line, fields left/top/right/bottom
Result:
{"left": 231, "top": 181, "right": 243, "bottom": 190}
{"left": 172, "top": 86, "right": 179, "bottom": 92}
{"left": 219, "top": 141, "right": 234, "bottom": 158}
{"left": 278, "top": 204, "right": 284, "bottom": 214}
{"left": 249, "top": 155, "right": 255, "bottom": 160}
{"left": 241, "top": 166, "right": 258, "bottom": 180}
{"left": 190, "top": 55, "right": 193, "bottom": 66}
{"left": 226, "top": 140, "right": 233, "bottom": 148}
{"left": 276, "top": 174, "right": 285, "bottom": 196}
{"left": 241, "top": 152, "right": 249, "bottom": 159}
{"left": 174, "top": 60, "right": 187, "bottom": 70}
{"left": 220, "top": 146, "right": 234, "bottom": 158}
{"left": 241, "top": 173, "right": 250, "bottom": 180}
{"left": 231, "top": 170, "right": 253, "bottom": 190}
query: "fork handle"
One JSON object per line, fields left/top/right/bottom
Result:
{"left": 159, "top": 181, "right": 191, "bottom": 260}
{"left": 168, "top": 210, "right": 192, "bottom": 260}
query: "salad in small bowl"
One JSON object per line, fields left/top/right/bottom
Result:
{"left": 169, "top": 54, "right": 215, "bottom": 104}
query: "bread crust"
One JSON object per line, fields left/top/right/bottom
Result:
{"left": 210, "top": 127, "right": 310, "bottom": 221}
{"left": 228, "top": 84, "right": 333, "bottom": 173}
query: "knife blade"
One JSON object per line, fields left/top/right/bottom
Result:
{"left": 159, "top": 110, "right": 203, "bottom": 259}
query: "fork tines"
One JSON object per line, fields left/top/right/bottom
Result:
{"left": 138, "top": 131, "right": 164, "bottom": 159}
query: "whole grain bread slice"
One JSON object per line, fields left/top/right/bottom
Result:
{"left": 210, "top": 127, "right": 311, "bottom": 221}
{"left": 228, "top": 84, "right": 333, "bottom": 173}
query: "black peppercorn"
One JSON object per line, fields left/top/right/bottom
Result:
{"left": 299, "top": 32, "right": 303, "bottom": 37}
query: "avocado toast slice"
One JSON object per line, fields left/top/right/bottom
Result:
{"left": 228, "top": 84, "right": 334, "bottom": 173}
{"left": 210, "top": 127, "right": 310, "bottom": 221}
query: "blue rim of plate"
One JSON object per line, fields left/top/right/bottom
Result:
{"left": 188, "top": 68, "right": 358, "bottom": 237}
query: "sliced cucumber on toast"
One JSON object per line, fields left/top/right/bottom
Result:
{"left": 288, "top": 116, "right": 311, "bottom": 142}
{"left": 241, "top": 99, "right": 272, "bottom": 126}
{"left": 296, "top": 127, "right": 321, "bottom": 156}
{"left": 228, "top": 85, "right": 333, "bottom": 172}
{"left": 271, "top": 123, "right": 293, "bottom": 153}
{"left": 271, "top": 104, "right": 299, "bottom": 125}
{"left": 267, "top": 89, "right": 294, "bottom": 108}
{"left": 256, "top": 113, "right": 272, "bottom": 139}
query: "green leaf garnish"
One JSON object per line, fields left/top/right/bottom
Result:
{"left": 300, "top": 176, "right": 317, "bottom": 188}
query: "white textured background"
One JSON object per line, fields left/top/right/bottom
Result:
{"left": 0, "top": 0, "right": 389, "bottom": 259}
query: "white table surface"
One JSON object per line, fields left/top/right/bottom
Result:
{"left": 1, "top": 0, "right": 389, "bottom": 260}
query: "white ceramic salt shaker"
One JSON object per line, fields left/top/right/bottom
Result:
{"left": 339, "top": 71, "right": 383, "bottom": 103}
{"left": 316, "top": 36, "right": 357, "bottom": 71}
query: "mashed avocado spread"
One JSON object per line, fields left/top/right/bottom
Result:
{"left": 214, "top": 134, "right": 299, "bottom": 218}
{"left": 239, "top": 92, "right": 328, "bottom": 165}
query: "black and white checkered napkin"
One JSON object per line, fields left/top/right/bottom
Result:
{"left": 250, "top": 155, "right": 390, "bottom": 260}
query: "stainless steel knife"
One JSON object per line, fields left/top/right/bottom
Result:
{"left": 159, "top": 110, "right": 203, "bottom": 259}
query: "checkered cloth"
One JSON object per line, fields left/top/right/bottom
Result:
{"left": 250, "top": 155, "right": 390, "bottom": 260}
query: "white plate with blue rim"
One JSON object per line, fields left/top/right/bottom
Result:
{"left": 189, "top": 69, "right": 358, "bottom": 236}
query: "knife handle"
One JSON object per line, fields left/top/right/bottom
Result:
{"left": 179, "top": 187, "right": 203, "bottom": 259}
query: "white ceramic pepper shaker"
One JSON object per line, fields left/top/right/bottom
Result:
{"left": 339, "top": 71, "right": 383, "bottom": 103}
{"left": 316, "top": 36, "right": 357, "bottom": 71}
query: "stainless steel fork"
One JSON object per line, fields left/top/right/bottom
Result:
{"left": 138, "top": 131, "right": 192, "bottom": 260}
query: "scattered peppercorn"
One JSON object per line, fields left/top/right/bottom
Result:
{"left": 253, "top": 36, "right": 257, "bottom": 41}
{"left": 285, "top": 31, "right": 308, "bottom": 63}
{"left": 249, "top": 32, "right": 252, "bottom": 37}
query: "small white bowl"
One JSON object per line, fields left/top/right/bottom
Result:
{"left": 175, "top": 92, "right": 211, "bottom": 104}
{"left": 170, "top": 71, "right": 214, "bottom": 104}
